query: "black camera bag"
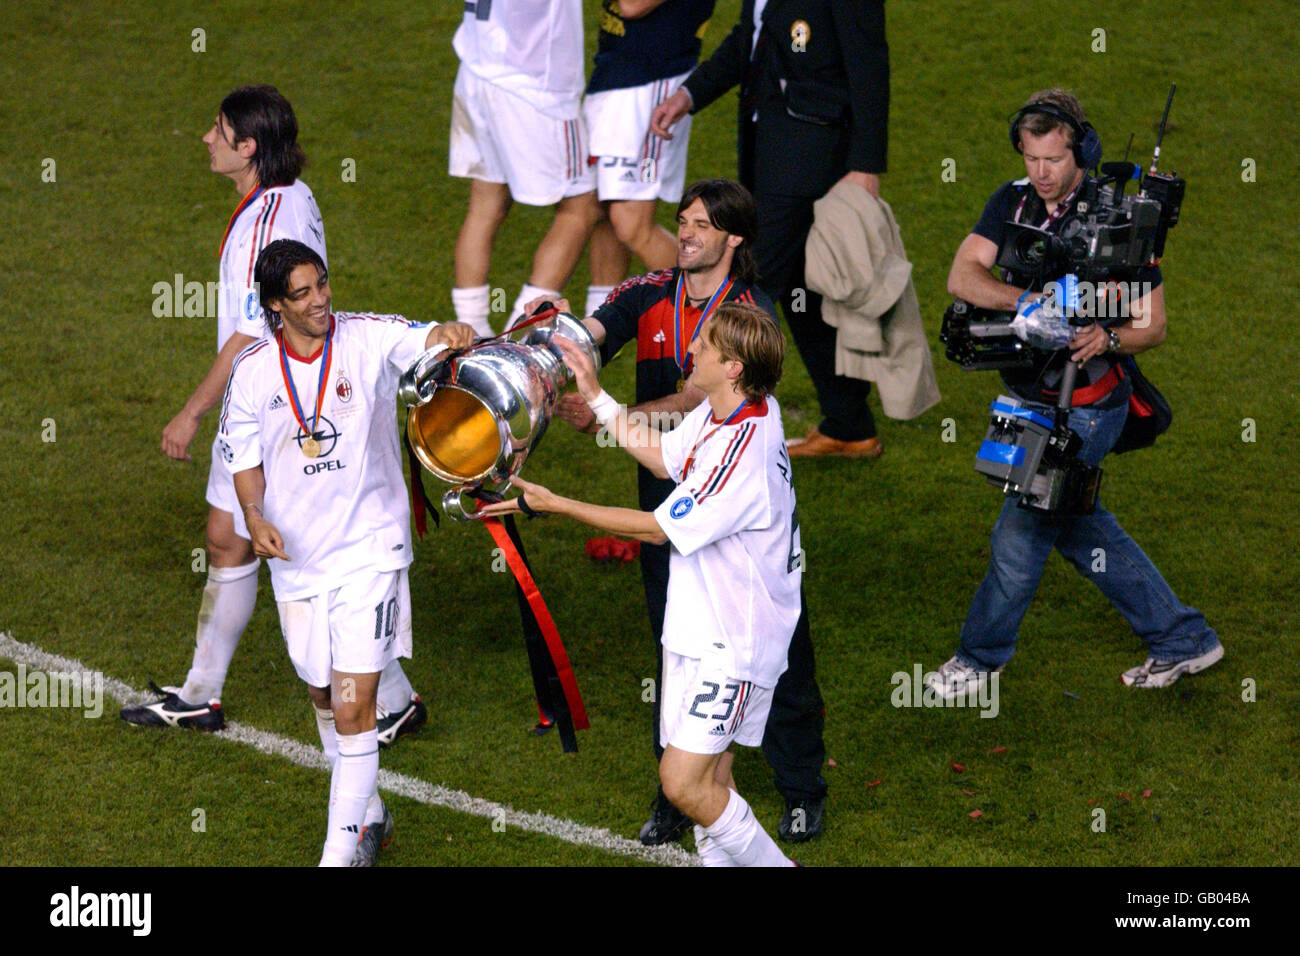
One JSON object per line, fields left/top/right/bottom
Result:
{"left": 1112, "top": 356, "right": 1172, "bottom": 454}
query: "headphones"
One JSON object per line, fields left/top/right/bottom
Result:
{"left": 1009, "top": 102, "right": 1102, "bottom": 169}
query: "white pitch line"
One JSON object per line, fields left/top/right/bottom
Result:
{"left": 0, "top": 632, "right": 697, "bottom": 867}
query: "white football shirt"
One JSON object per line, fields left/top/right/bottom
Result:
{"left": 653, "top": 395, "right": 803, "bottom": 688}
{"left": 218, "top": 179, "right": 326, "bottom": 350}
{"left": 453, "top": 0, "right": 585, "bottom": 119}
{"left": 217, "top": 312, "right": 431, "bottom": 600}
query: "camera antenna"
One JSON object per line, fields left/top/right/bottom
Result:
{"left": 1150, "top": 83, "right": 1176, "bottom": 174}
{"left": 1122, "top": 133, "right": 1134, "bottom": 164}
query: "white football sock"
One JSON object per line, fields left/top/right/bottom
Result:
{"left": 319, "top": 729, "right": 379, "bottom": 867}
{"left": 313, "top": 704, "right": 338, "bottom": 768}
{"left": 451, "top": 285, "right": 493, "bottom": 337}
{"left": 364, "top": 792, "right": 386, "bottom": 827}
{"left": 695, "top": 824, "right": 737, "bottom": 867}
{"left": 585, "top": 285, "right": 616, "bottom": 319}
{"left": 704, "top": 789, "right": 793, "bottom": 868}
{"left": 376, "top": 660, "right": 414, "bottom": 716}
{"left": 179, "top": 559, "right": 260, "bottom": 704}
{"left": 511, "top": 283, "right": 561, "bottom": 325}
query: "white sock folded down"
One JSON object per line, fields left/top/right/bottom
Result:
{"left": 702, "top": 789, "right": 792, "bottom": 867}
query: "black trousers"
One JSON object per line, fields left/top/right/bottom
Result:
{"left": 752, "top": 191, "right": 877, "bottom": 442}
{"left": 639, "top": 477, "right": 828, "bottom": 802}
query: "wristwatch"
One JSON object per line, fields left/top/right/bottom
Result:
{"left": 1106, "top": 329, "right": 1122, "bottom": 353}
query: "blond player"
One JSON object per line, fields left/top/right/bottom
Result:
{"left": 483, "top": 302, "right": 800, "bottom": 867}
{"left": 219, "top": 240, "right": 473, "bottom": 865}
{"left": 124, "top": 86, "right": 427, "bottom": 744}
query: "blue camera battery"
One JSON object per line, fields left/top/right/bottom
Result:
{"left": 975, "top": 395, "right": 1054, "bottom": 491}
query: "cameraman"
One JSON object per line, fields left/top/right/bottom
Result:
{"left": 929, "top": 89, "right": 1222, "bottom": 698}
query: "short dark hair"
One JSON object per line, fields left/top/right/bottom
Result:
{"left": 703, "top": 301, "right": 784, "bottom": 401}
{"left": 676, "top": 179, "right": 758, "bottom": 284}
{"left": 255, "top": 239, "right": 326, "bottom": 332}
{"left": 219, "top": 85, "right": 306, "bottom": 188}
{"left": 1017, "top": 88, "right": 1088, "bottom": 148}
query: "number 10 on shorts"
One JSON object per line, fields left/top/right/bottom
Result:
{"left": 373, "top": 597, "right": 398, "bottom": 650}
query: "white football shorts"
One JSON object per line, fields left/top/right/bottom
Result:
{"left": 205, "top": 443, "right": 249, "bottom": 540}
{"left": 583, "top": 72, "right": 692, "bottom": 203}
{"left": 450, "top": 65, "right": 595, "bottom": 206}
{"left": 660, "top": 650, "right": 773, "bottom": 756}
{"left": 276, "top": 568, "right": 412, "bottom": 689}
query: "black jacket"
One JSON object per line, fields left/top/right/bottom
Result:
{"left": 683, "top": 0, "right": 889, "bottom": 198}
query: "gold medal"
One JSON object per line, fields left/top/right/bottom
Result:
{"left": 302, "top": 436, "right": 321, "bottom": 459}
{"left": 791, "top": 19, "right": 811, "bottom": 49}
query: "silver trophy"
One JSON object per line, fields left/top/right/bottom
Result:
{"left": 398, "top": 310, "right": 600, "bottom": 520}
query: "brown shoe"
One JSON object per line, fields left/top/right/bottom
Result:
{"left": 786, "top": 427, "right": 883, "bottom": 459}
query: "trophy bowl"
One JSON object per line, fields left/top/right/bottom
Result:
{"left": 399, "top": 310, "right": 600, "bottom": 520}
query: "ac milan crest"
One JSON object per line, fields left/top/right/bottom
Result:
{"left": 336, "top": 374, "right": 353, "bottom": 403}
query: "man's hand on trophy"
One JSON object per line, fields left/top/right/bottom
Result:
{"left": 556, "top": 393, "right": 599, "bottom": 434}
{"left": 478, "top": 475, "right": 561, "bottom": 519}
{"left": 552, "top": 336, "right": 601, "bottom": 401}
{"left": 429, "top": 321, "right": 477, "bottom": 351}
{"left": 517, "top": 296, "right": 573, "bottom": 325}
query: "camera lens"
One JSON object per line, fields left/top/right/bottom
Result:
{"left": 1014, "top": 231, "right": 1047, "bottom": 268}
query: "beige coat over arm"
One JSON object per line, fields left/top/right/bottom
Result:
{"left": 804, "top": 181, "right": 941, "bottom": 420}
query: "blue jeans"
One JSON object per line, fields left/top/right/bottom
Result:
{"left": 957, "top": 387, "right": 1220, "bottom": 671}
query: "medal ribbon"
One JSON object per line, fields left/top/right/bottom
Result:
{"left": 1014, "top": 178, "right": 1081, "bottom": 229}
{"left": 674, "top": 273, "right": 734, "bottom": 377}
{"left": 219, "top": 185, "right": 265, "bottom": 258}
{"left": 276, "top": 319, "right": 334, "bottom": 448}
{"left": 682, "top": 399, "right": 749, "bottom": 477}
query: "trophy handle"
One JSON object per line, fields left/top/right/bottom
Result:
{"left": 442, "top": 487, "right": 476, "bottom": 522}
{"left": 441, "top": 477, "right": 511, "bottom": 523}
{"left": 397, "top": 344, "right": 451, "bottom": 407}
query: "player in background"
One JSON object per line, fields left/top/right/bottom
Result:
{"left": 449, "top": 0, "right": 602, "bottom": 335}
{"left": 222, "top": 240, "right": 475, "bottom": 865}
{"left": 580, "top": 0, "right": 715, "bottom": 318}
{"left": 122, "top": 86, "right": 428, "bottom": 746}
{"left": 483, "top": 302, "right": 799, "bottom": 866}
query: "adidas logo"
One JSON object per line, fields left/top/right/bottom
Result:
{"left": 269, "top": 394, "right": 287, "bottom": 410}
{"left": 709, "top": 723, "right": 728, "bottom": 737}
{"left": 620, "top": 170, "right": 638, "bottom": 182}
{"left": 342, "top": 824, "right": 360, "bottom": 834}
{"left": 652, "top": 330, "right": 666, "bottom": 343}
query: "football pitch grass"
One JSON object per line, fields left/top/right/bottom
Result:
{"left": 1, "top": 1, "right": 1296, "bottom": 867}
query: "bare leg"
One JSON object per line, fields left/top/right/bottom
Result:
{"left": 609, "top": 199, "right": 676, "bottom": 273}
{"left": 528, "top": 190, "right": 601, "bottom": 291}
{"left": 454, "top": 179, "right": 513, "bottom": 288}
{"left": 660, "top": 745, "right": 731, "bottom": 826}
{"left": 589, "top": 211, "right": 632, "bottom": 286}
{"left": 661, "top": 744, "right": 790, "bottom": 867}
{"left": 207, "top": 505, "right": 254, "bottom": 568}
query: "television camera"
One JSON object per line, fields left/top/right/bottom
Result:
{"left": 939, "top": 86, "right": 1186, "bottom": 515}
